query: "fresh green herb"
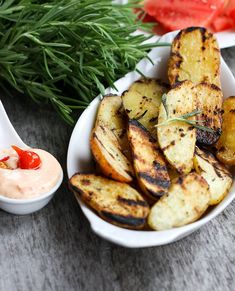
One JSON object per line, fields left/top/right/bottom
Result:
{"left": 0, "top": 0, "right": 170, "bottom": 124}
{"left": 155, "top": 109, "right": 215, "bottom": 133}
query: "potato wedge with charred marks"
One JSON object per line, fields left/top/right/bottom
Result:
{"left": 90, "top": 125, "right": 134, "bottom": 183}
{"left": 0, "top": 162, "right": 8, "bottom": 169}
{"left": 216, "top": 96, "right": 235, "bottom": 165}
{"left": 128, "top": 119, "right": 170, "bottom": 200}
{"left": 168, "top": 27, "right": 220, "bottom": 88}
{"left": 96, "top": 94, "right": 131, "bottom": 160}
{"left": 122, "top": 78, "right": 169, "bottom": 139}
{"left": 148, "top": 173, "right": 210, "bottom": 230}
{"left": 195, "top": 83, "right": 223, "bottom": 145}
{"left": 157, "top": 81, "right": 197, "bottom": 174}
{"left": 69, "top": 173, "right": 149, "bottom": 229}
{"left": 194, "top": 147, "right": 232, "bottom": 205}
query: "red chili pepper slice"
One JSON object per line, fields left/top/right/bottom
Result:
{"left": 12, "top": 145, "right": 41, "bottom": 170}
{"left": 0, "top": 156, "right": 9, "bottom": 162}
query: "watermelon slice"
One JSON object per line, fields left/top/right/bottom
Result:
{"left": 212, "top": 0, "right": 235, "bottom": 31}
{"left": 144, "top": 0, "right": 226, "bottom": 32}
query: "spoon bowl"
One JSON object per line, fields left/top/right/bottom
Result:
{"left": 0, "top": 101, "right": 63, "bottom": 215}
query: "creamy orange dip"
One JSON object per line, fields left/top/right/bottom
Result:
{"left": 0, "top": 148, "right": 62, "bottom": 199}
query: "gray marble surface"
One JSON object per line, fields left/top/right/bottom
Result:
{"left": 0, "top": 46, "right": 235, "bottom": 291}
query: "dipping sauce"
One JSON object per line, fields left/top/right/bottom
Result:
{"left": 0, "top": 147, "right": 62, "bottom": 199}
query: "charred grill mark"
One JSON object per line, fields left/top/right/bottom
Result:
{"left": 129, "top": 119, "right": 150, "bottom": 135}
{"left": 153, "top": 161, "right": 167, "bottom": 171}
{"left": 135, "top": 110, "right": 148, "bottom": 121}
{"left": 122, "top": 90, "right": 128, "bottom": 96}
{"left": 185, "top": 27, "right": 206, "bottom": 34}
{"left": 162, "top": 140, "right": 175, "bottom": 151}
{"left": 103, "top": 93, "right": 118, "bottom": 98}
{"left": 126, "top": 109, "right": 132, "bottom": 114}
{"left": 117, "top": 196, "right": 148, "bottom": 207}
{"left": 175, "top": 60, "right": 182, "bottom": 68}
{"left": 101, "top": 211, "right": 146, "bottom": 227}
{"left": 81, "top": 179, "right": 91, "bottom": 186}
{"left": 174, "top": 30, "right": 183, "bottom": 41}
{"left": 119, "top": 129, "right": 126, "bottom": 139}
{"left": 117, "top": 104, "right": 124, "bottom": 116}
{"left": 213, "top": 167, "right": 223, "bottom": 178}
{"left": 230, "top": 109, "right": 235, "bottom": 113}
{"left": 148, "top": 189, "right": 166, "bottom": 197}
{"left": 149, "top": 116, "right": 158, "bottom": 123}
{"left": 139, "top": 172, "right": 170, "bottom": 189}
{"left": 210, "top": 84, "right": 221, "bottom": 91}
{"left": 93, "top": 133, "right": 116, "bottom": 159}
{"left": 177, "top": 176, "right": 184, "bottom": 185}
{"left": 200, "top": 28, "right": 207, "bottom": 43}
{"left": 125, "top": 170, "right": 134, "bottom": 177}
{"left": 197, "top": 128, "right": 221, "bottom": 145}
{"left": 171, "top": 81, "right": 184, "bottom": 90}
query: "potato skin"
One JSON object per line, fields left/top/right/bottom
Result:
{"left": 216, "top": 96, "right": 235, "bottom": 165}
{"left": 90, "top": 95, "right": 134, "bottom": 182}
{"left": 148, "top": 173, "right": 210, "bottom": 230}
{"left": 157, "top": 80, "right": 197, "bottom": 174}
{"left": 90, "top": 125, "right": 134, "bottom": 183}
{"left": 194, "top": 147, "right": 232, "bottom": 205}
{"left": 69, "top": 173, "right": 149, "bottom": 229}
{"left": 96, "top": 94, "right": 131, "bottom": 160}
{"left": 168, "top": 27, "right": 220, "bottom": 88}
{"left": 128, "top": 119, "right": 170, "bottom": 200}
{"left": 195, "top": 83, "right": 223, "bottom": 145}
{"left": 122, "top": 78, "right": 169, "bottom": 140}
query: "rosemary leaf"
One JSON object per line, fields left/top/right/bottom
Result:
{"left": 0, "top": 0, "right": 166, "bottom": 124}
{"left": 155, "top": 109, "right": 215, "bottom": 133}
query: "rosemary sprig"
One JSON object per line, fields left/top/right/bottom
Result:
{"left": 156, "top": 108, "right": 215, "bottom": 133}
{"left": 0, "top": 0, "right": 170, "bottom": 124}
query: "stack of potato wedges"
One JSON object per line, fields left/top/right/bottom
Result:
{"left": 70, "top": 27, "right": 234, "bottom": 231}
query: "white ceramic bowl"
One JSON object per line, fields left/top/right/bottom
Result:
{"left": 0, "top": 101, "right": 63, "bottom": 215}
{"left": 67, "top": 31, "right": 235, "bottom": 248}
{"left": 0, "top": 173, "right": 63, "bottom": 215}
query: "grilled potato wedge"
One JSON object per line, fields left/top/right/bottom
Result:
{"left": 157, "top": 81, "right": 197, "bottom": 174}
{"left": 95, "top": 94, "right": 131, "bottom": 159}
{"left": 216, "top": 96, "right": 235, "bottom": 165}
{"left": 128, "top": 119, "right": 170, "bottom": 200}
{"left": 194, "top": 147, "right": 232, "bottom": 205}
{"left": 0, "top": 162, "right": 8, "bottom": 169}
{"left": 122, "top": 78, "right": 169, "bottom": 139}
{"left": 69, "top": 173, "right": 149, "bottom": 229}
{"left": 90, "top": 125, "right": 134, "bottom": 183}
{"left": 168, "top": 27, "right": 220, "bottom": 88}
{"left": 148, "top": 173, "right": 210, "bottom": 230}
{"left": 195, "top": 83, "right": 223, "bottom": 145}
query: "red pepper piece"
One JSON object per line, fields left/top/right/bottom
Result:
{"left": 12, "top": 145, "right": 41, "bottom": 170}
{"left": 0, "top": 156, "right": 9, "bottom": 162}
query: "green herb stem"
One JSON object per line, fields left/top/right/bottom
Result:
{"left": 0, "top": 0, "right": 168, "bottom": 124}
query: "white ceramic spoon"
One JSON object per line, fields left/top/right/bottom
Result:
{"left": 0, "top": 101, "right": 63, "bottom": 215}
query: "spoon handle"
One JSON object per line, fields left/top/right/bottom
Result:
{"left": 0, "top": 100, "right": 26, "bottom": 148}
